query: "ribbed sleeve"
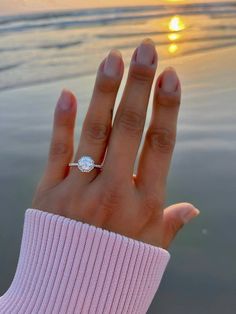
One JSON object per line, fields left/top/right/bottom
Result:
{"left": 0, "top": 208, "right": 170, "bottom": 314}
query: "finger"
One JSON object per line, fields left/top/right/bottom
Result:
{"left": 40, "top": 90, "right": 77, "bottom": 189}
{"left": 102, "top": 38, "right": 158, "bottom": 179}
{"left": 136, "top": 67, "right": 181, "bottom": 199}
{"left": 69, "top": 49, "right": 124, "bottom": 183}
{"left": 162, "top": 203, "right": 200, "bottom": 249}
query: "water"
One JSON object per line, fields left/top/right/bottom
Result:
{"left": 1, "top": 2, "right": 236, "bottom": 92}
{"left": 0, "top": 2, "right": 236, "bottom": 313}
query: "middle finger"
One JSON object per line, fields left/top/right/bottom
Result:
{"left": 103, "top": 38, "right": 158, "bottom": 178}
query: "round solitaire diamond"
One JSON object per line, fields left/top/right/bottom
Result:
{"left": 77, "top": 156, "right": 95, "bottom": 172}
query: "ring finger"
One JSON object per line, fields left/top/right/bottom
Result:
{"left": 69, "top": 49, "right": 124, "bottom": 183}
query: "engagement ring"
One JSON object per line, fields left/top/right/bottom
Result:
{"left": 69, "top": 156, "right": 102, "bottom": 173}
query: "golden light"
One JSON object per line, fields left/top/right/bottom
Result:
{"left": 168, "top": 43, "right": 178, "bottom": 54}
{"left": 168, "top": 33, "right": 180, "bottom": 41}
{"left": 168, "top": 16, "right": 185, "bottom": 32}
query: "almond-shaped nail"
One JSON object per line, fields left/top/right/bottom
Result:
{"left": 104, "top": 49, "right": 122, "bottom": 77}
{"left": 161, "top": 67, "right": 179, "bottom": 92}
{"left": 181, "top": 206, "right": 200, "bottom": 224}
{"left": 136, "top": 38, "right": 156, "bottom": 65}
{"left": 58, "top": 90, "right": 72, "bottom": 111}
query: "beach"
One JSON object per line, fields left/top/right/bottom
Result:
{"left": 0, "top": 2, "right": 236, "bottom": 313}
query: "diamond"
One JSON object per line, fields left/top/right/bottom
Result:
{"left": 77, "top": 156, "right": 95, "bottom": 172}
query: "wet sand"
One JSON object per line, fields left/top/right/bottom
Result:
{"left": 0, "top": 44, "right": 236, "bottom": 313}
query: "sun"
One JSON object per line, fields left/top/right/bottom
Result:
{"left": 169, "top": 16, "right": 185, "bottom": 32}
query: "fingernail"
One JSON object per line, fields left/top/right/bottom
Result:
{"left": 160, "top": 67, "right": 179, "bottom": 92}
{"left": 104, "top": 49, "right": 122, "bottom": 77}
{"left": 58, "top": 90, "right": 72, "bottom": 111}
{"left": 136, "top": 38, "right": 156, "bottom": 65}
{"left": 181, "top": 206, "right": 200, "bottom": 224}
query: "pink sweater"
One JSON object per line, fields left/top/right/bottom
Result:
{"left": 0, "top": 208, "right": 170, "bottom": 313}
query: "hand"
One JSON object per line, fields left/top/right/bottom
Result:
{"left": 32, "top": 38, "right": 199, "bottom": 249}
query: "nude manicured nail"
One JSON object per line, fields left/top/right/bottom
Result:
{"left": 58, "top": 90, "right": 72, "bottom": 111}
{"left": 161, "top": 67, "right": 179, "bottom": 92}
{"left": 181, "top": 206, "right": 200, "bottom": 224}
{"left": 104, "top": 49, "right": 122, "bottom": 77}
{"left": 136, "top": 38, "right": 156, "bottom": 65}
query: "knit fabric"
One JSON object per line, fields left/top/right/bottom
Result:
{"left": 0, "top": 208, "right": 170, "bottom": 314}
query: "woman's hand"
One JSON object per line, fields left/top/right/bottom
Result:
{"left": 32, "top": 38, "right": 199, "bottom": 249}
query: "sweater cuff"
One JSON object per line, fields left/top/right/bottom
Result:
{"left": 0, "top": 208, "right": 170, "bottom": 314}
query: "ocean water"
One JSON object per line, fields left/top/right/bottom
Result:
{"left": 0, "top": 2, "right": 236, "bottom": 313}
{"left": 1, "top": 1, "right": 236, "bottom": 91}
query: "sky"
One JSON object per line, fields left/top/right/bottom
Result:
{"left": 0, "top": 0, "right": 188, "bottom": 15}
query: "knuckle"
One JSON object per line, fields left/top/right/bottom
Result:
{"left": 84, "top": 121, "right": 110, "bottom": 144}
{"left": 129, "top": 63, "right": 155, "bottom": 84}
{"left": 96, "top": 73, "right": 120, "bottom": 94}
{"left": 54, "top": 109, "right": 73, "bottom": 128}
{"left": 50, "top": 142, "right": 70, "bottom": 158}
{"left": 146, "top": 127, "right": 176, "bottom": 154}
{"left": 98, "top": 184, "right": 122, "bottom": 219}
{"left": 142, "top": 194, "right": 163, "bottom": 222}
{"left": 156, "top": 91, "right": 180, "bottom": 108}
{"left": 118, "top": 109, "right": 145, "bottom": 135}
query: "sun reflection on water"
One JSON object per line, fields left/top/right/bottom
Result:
{"left": 167, "top": 16, "right": 185, "bottom": 55}
{"left": 168, "top": 33, "right": 180, "bottom": 41}
{"left": 168, "top": 43, "right": 179, "bottom": 54}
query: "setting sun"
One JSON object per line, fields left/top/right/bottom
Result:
{"left": 169, "top": 16, "right": 185, "bottom": 32}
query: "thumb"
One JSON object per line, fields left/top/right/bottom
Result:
{"left": 162, "top": 203, "right": 200, "bottom": 249}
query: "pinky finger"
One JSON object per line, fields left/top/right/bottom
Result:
{"left": 39, "top": 89, "right": 77, "bottom": 189}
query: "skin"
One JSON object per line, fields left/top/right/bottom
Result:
{"left": 32, "top": 38, "right": 199, "bottom": 249}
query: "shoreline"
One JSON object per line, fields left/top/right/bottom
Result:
{"left": 1, "top": 44, "right": 236, "bottom": 95}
